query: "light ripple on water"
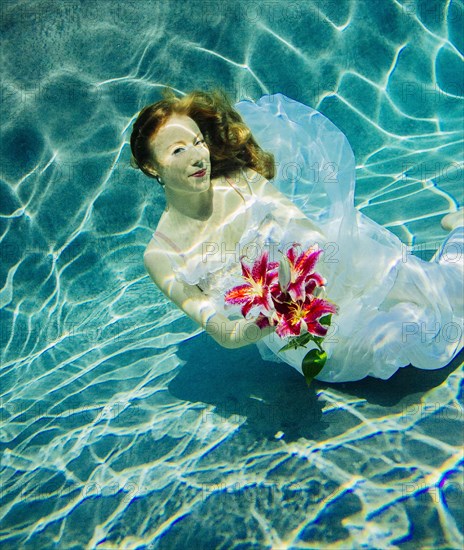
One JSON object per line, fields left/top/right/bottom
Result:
{"left": 0, "top": 0, "right": 463, "bottom": 548}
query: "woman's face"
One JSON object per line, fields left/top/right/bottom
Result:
{"left": 150, "top": 114, "right": 210, "bottom": 191}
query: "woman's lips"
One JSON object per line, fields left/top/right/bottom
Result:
{"left": 191, "top": 169, "right": 207, "bottom": 177}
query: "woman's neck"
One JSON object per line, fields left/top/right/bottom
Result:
{"left": 164, "top": 184, "right": 214, "bottom": 222}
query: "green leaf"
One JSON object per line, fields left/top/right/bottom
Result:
{"left": 278, "top": 340, "right": 299, "bottom": 352}
{"left": 278, "top": 332, "right": 312, "bottom": 352}
{"left": 319, "top": 314, "right": 332, "bottom": 326}
{"left": 296, "top": 333, "right": 313, "bottom": 347}
{"left": 302, "top": 349, "right": 327, "bottom": 387}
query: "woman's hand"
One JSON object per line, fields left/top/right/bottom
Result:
{"left": 228, "top": 317, "right": 277, "bottom": 349}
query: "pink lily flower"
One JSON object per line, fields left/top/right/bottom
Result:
{"left": 273, "top": 295, "right": 338, "bottom": 338}
{"left": 224, "top": 250, "right": 280, "bottom": 318}
{"left": 280, "top": 243, "right": 326, "bottom": 302}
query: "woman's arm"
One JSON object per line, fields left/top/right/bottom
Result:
{"left": 144, "top": 248, "right": 273, "bottom": 349}
{"left": 227, "top": 317, "right": 277, "bottom": 349}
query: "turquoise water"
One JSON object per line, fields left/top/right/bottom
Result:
{"left": 1, "top": 0, "right": 463, "bottom": 548}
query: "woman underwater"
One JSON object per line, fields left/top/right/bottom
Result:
{"left": 130, "top": 89, "right": 463, "bottom": 383}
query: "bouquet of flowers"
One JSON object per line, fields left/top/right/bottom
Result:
{"left": 224, "top": 242, "right": 338, "bottom": 386}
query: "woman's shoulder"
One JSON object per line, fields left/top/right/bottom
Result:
{"left": 240, "top": 166, "right": 310, "bottom": 219}
{"left": 243, "top": 167, "right": 277, "bottom": 203}
{"left": 223, "top": 166, "right": 268, "bottom": 194}
{"left": 243, "top": 166, "right": 267, "bottom": 184}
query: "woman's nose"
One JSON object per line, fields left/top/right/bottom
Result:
{"left": 190, "top": 147, "right": 207, "bottom": 165}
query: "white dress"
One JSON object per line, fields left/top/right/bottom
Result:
{"left": 152, "top": 94, "right": 463, "bottom": 383}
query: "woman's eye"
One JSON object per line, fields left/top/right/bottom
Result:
{"left": 173, "top": 140, "right": 205, "bottom": 155}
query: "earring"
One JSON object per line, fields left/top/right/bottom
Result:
{"left": 155, "top": 175, "right": 164, "bottom": 186}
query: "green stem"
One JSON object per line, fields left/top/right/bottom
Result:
{"left": 313, "top": 338, "right": 323, "bottom": 352}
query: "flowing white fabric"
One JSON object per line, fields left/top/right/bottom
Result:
{"left": 170, "top": 94, "right": 464, "bottom": 382}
